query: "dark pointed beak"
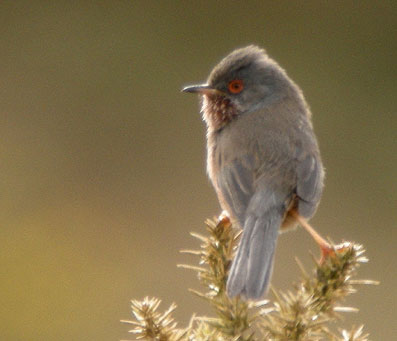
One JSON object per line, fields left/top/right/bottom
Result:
{"left": 182, "top": 84, "right": 224, "bottom": 96}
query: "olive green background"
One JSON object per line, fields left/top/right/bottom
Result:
{"left": 0, "top": 1, "right": 395, "bottom": 340}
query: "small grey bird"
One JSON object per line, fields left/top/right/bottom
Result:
{"left": 183, "top": 46, "right": 325, "bottom": 300}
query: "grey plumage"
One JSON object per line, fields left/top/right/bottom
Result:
{"left": 183, "top": 45, "right": 324, "bottom": 300}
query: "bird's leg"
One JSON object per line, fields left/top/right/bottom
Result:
{"left": 291, "top": 211, "right": 334, "bottom": 263}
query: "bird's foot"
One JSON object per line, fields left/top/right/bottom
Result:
{"left": 319, "top": 242, "right": 351, "bottom": 264}
{"left": 218, "top": 210, "right": 231, "bottom": 227}
{"left": 290, "top": 211, "right": 349, "bottom": 264}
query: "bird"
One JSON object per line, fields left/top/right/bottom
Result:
{"left": 182, "top": 45, "right": 329, "bottom": 300}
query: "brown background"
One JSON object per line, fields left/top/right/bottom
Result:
{"left": 0, "top": 1, "right": 396, "bottom": 340}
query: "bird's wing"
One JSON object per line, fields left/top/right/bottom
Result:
{"left": 296, "top": 152, "right": 324, "bottom": 218}
{"left": 216, "top": 155, "right": 255, "bottom": 225}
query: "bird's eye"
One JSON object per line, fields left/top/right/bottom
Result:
{"left": 228, "top": 79, "right": 244, "bottom": 94}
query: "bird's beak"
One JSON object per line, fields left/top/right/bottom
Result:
{"left": 182, "top": 84, "right": 224, "bottom": 96}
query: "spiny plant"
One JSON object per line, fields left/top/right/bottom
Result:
{"left": 122, "top": 216, "right": 377, "bottom": 340}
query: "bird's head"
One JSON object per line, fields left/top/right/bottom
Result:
{"left": 182, "top": 45, "right": 291, "bottom": 131}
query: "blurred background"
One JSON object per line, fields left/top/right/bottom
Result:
{"left": 0, "top": 1, "right": 396, "bottom": 340}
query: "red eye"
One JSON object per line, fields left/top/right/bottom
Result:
{"left": 228, "top": 79, "right": 244, "bottom": 94}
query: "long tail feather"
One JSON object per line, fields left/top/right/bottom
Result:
{"left": 227, "top": 210, "right": 282, "bottom": 299}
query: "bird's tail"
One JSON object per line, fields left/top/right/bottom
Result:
{"left": 226, "top": 209, "right": 282, "bottom": 300}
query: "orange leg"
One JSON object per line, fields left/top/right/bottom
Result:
{"left": 291, "top": 211, "right": 334, "bottom": 262}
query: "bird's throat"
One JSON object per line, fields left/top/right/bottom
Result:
{"left": 202, "top": 95, "right": 238, "bottom": 131}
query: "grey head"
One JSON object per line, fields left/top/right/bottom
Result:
{"left": 183, "top": 45, "right": 297, "bottom": 131}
